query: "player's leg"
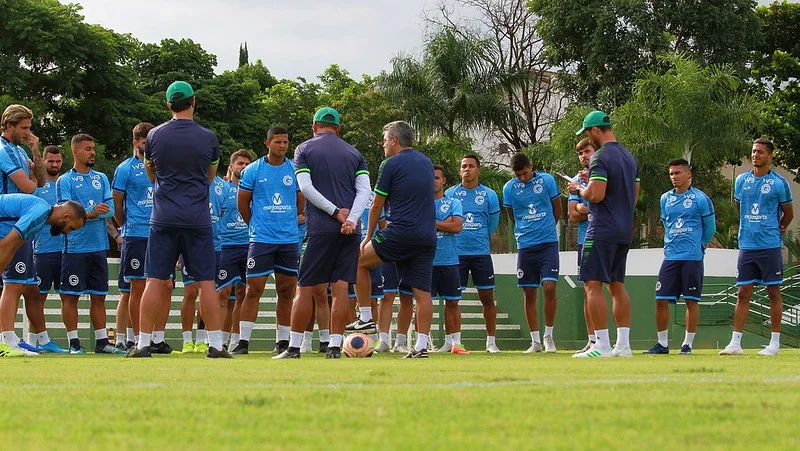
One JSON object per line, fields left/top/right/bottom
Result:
{"left": 574, "top": 240, "right": 614, "bottom": 358}
{"left": 87, "top": 251, "right": 119, "bottom": 354}
{"left": 0, "top": 241, "right": 38, "bottom": 354}
{"left": 274, "top": 270, "right": 297, "bottom": 354}
{"left": 23, "top": 284, "right": 46, "bottom": 350}
{"left": 472, "top": 255, "right": 498, "bottom": 352}
{"left": 217, "top": 283, "right": 234, "bottom": 347}
{"left": 758, "top": 248, "right": 784, "bottom": 355}
{"left": 134, "top": 225, "right": 179, "bottom": 356}
{"left": 722, "top": 250, "right": 758, "bottom": 355}
{"left": 680, "top": 260, "right": 703, "bottom": 355}
{"left": 180, "top": 276, "right": 198, "bottom": 353}
{"left": 315, "top": 291, "right": 331, "bottom": 352}
{"left": 0, "top": 283, "right": 27, "bottom": 352}
{"left": 517, "top": 247, "right": 542, "bottom": 353}
{"left": 607, "top": 243, "right": 632, "bottom": 357}
{"left": 31, "top": 252, "right": 66, "bottom": 353}
{"left": 540, "top": 243, "right": 560, "bottom": 353}
{"left": 394, "top": 292, "right": 413, "bottom": 353}
{"left": 151, "top": 279, "right": 174, "bottom": 354}
{"left": 440, "top": 264, "right": 466, "bottom": 354}
{"left": 522, "top": 287, "right": 540, "bottom": 352}
{"left": 431, "top": 266, "right": 451, "bottom": 353}
{"left": 646, "top": 260, "right": 678, "bottom": 354}
{"left": 682, "top": 300, "right": 699, "bottom": 355}
{"left": 400, "top": 245, "right": 436, "bottom": 358}
{"left": 350, "top": 240, "right": 384, "bottom": 331}
{"left": 575, "top": 244, "right": 595, "bottom": 354}
{"left": 300, "top": 299, "right": 315, "bottom": 353}
{"left": 235, "top": 275, "right": 265, "bottom": 353}
{"left": 230, "top": 284, "right": 245, "bottom": 349}
{"left": 115, "top": 291, "right": 130, "bottom": 350}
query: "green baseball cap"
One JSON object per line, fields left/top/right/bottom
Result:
{"left": 575, "top": 110, "right": 611, "bottom": 135}
{"left": 166, "top": 81, "right": 194, "bottom": 103}
{"left": 313, "top": 107, "right": 341, "bottom": 125}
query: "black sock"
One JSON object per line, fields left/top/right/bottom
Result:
{"left": 96, "top": 338, "right": 109, "bottom": 348}
{"left": 69, "top": 338, "right": 81, "bottom": 349}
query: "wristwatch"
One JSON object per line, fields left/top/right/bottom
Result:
{"left": 332, "top": 208, "right": 340, "bottom": 218}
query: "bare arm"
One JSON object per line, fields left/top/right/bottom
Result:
{"left": 297, "top": 191, "right": 306, "bottom": 224}
{"left": 436, "top": 216, "right": 464, "bottom": 234}
{"left": 144, "top": 160, "right": 156, "bottom": 183}
{"left": 208, "top": 163, "right": 218, "bottom": 185}
{"left": 238, "top": 190, "right": 253, "bottom": 225}
{"left": 112, "top": 191, "right": 126, "bottom": 228}
{"left": 506, "top": 207, "right": 515, "bottom": 225}
{"left": 568, "top": 202, "right": 588, "bottom": 223}
{"left": 551, "top": 198, "right": 563, "bottom": 222}
{"left": 364, "top": 194, "right": 386, "bottom": 242}
{"left": 780, "top": 203, "right": 794, "bottom": 234}
{"left": 0, "top": 231, "right": 25, "bottom": 273}
{"left": 9, "top": 171, "right": 37, "bottom": 194}
{"left": 579, "top": 180, "right": 607, "bottom": 203}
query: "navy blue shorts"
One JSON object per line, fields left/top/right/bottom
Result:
{"left": 737, "top": 248, "right": 783, "bottom": 286}
{"left": 656, "top": 259, "right": 704, "bottom": 303}
{"left": 368, "top": 266, "right": 384, "bottom": 299}
{"left": 217, "top": 244, "right": 249, "bottom": 289}
{"left": 118, "top": 271, "right": 130, "bottom": 293}
{"left": 577, "top": 244, "right": 584, "bottom": 279}
{"left": 372, "top": 231, "right": 435, "bottom": 293}
{"left": 3, "top": 239, "right": 35, "bottom": 285}
{"left": 60, "top": 251, "right": 108, "bottom": 296}
{"left": 183, "top": 251, "right": 220, "bottom": 286}
{"left": 517, "top": 242, "right": 560, "bottom": 288}
{"left": 298, "top": 234, "right": 359, "bottom": 287}
{"left": 146, "top": 225, "right": 215, "bottom": 281}
{"left": 382, "top": 263, "right": 400, "bottom": 292}
{"left": 579, "top": 239, "right": 629, "bottom": 283}
{"left": 34, "top": 251, "right": 61, "bottom": 294}
{"left": 121, "top": 237, "right": 147, "bottom": 282}
{"left": 432, "top": 265, "right": 461, "bottom": 301}
{"left": 458, "top": 254, "right": 495, "bottom": 290}
{"left": 247, "top": 242, "right": 298, "bottom": 279}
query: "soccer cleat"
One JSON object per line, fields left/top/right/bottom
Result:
{"left": 0, "top": 342, "right": 24, "bottom": 357}
{"left": 39, "top": 341, "right": 70, "bottom": 354}
{"left": 69, "top": 346, "right": 86, "bottom": 355}
{"left": 181, "top": 342, "right": 195, "bottom": 354}
{"left": 391, "top": 344, "right": 409, "bottom": 354}
{"left": 96, "top": 344, "right": 126, "bottom": 355}
{"left": 427, "top": 340, "right": 437, "bottom": 352}
{"left": 719, "top": 343, "right": 743, "bottom": 355}
{"left": 573, "top": 342, "right": 595, "bottom": 356}
{"left": 612, "top": 345, "right": 633, "bottom": 357}
{"left": 206, "top": 347, "right": 233, "bottom": 359}
{"left": 524, "top": 342, "right": 543, "bottom": 353}
{"left": 757, "top": 346, "right": 779, "bottom": 356}
{"left": 643, "top": 343, "right": 670, "bottom": 354}
{"left": 486, "top": 344, "right": 501, "bottom": 354}
{"left": 18, "top": 340, "right": 44, "bottom": 354}
{"left": 403, "top": 349, "right": 429, "bottom": 359}
{"left": 679, "top": 344, "right": 692, "bottom": 355}
{"left": 194, "top": 342, "right": 210, "bottom": 354}
{"left": 273, "top": 340, "right": 289, "bottom": 355}
{"left": 326, "top": 346, "right": 342, "bottom": 359}
{"left": 272, "top": 347, "right": 301, "bottom": 359}
{"left": 126, "top": 346, "right": 151, "bottom": 358}
{"left": 543, "top": 335, "right": 557, "bottom": 353}
{"left": 299, "top": 340, "right": 313, "bottom": 354}
{"left": 450, "top": 344, "right": 470, "bottom": 355}
{"left": 230, "top": 340, "right": 249, "bottom": 355}
{"left": 150, "top": 341, "right": 174, "bottom": 355}
{"left": 126, "top": 341, "right": 135, "bottom": 350}
{"left": 344, "top": 319, "right": 377, "bottom": 333}
{"left": 436, "top": 342, "right": 453, "bottom": 353}
{"left": 572, "top": 344, "right": 613, "bottom": 358}
{"left": 318, "top": 341, "right": 329, "bottom": 353}
{"left": 374, "top": 340, "right": 390, "bottom": 353}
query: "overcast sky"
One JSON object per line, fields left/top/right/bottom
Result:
{"left": 69, "top": 0, "right": 787, "bottom": 82}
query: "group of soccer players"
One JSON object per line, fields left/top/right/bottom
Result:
{"left": 0, "top": 81, "right": 794, "bottom": 359}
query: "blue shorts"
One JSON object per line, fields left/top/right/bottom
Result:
{"left": 217, "top": 244, "right": 249, "bottom": 289}
{"left": 737, "top": 248, "right": 783, "bottom": 286}
{"left": 432, "top": 265, "right": 461, "bottom": 301}
{"left": 121, "top": 237, "right": 147, "bottom": 281}
{"left": 458, "top": 254, "right": 495, "bottom": 290}
{"left": 3, "top": 239, "right": 36, "bottom": 285}
{"left": 34, "top": 251, "right": 62, "bottom": 294}
{"left": 372, "top": 231, "right": 435, "bottom": 293}
{"left": 298, "top": 234, "right": 359, "bottom": 287}
{"left": 577, "top": 243, "right": 584, "bottom": 279}
{"left": 146, "top": 225, "right": 215, "bottom": 281}
{"left": 247, "top": 242, "right": 298, "bottom": 279}
{"left": 183, "top": 251, "right": 221, "bottom": 286}
{"left": 656, "top": 259, "right": 703, "bottom": 303}
{"left": 382, "top": 263, "right": 400, "bottom": 292}
{"left": 60, "top": 251, "right": 108, "bottom": 296}
{"left": 368, "top": 266, "right": 384, "bottom": 299}
{"left": 579, "top": 239, "right": 629, "bottom": 283}
{"left": 517, "top": 242, "right": 560, "bottom": 287}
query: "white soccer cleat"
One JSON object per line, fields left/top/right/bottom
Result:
{"left": 573, "top": 342, "right": 594, "bottom": 356}
{"left": 391, "top": 344, "right": 409, "bottom": 354}
{"left": 299, "top": 341, "right": 313, "bottom": 354}
{"left": 612, "top": 345, "right": 633, "bottom": 358}
{"left": 374, "top": 340, "right": 391, "bottom": 353}
{"left": 757, "top": 346, "right": 779, "bottom": 356}
{"left": 719, "top": 343, "right": 744, "bottom": 355}
{"left": 436, "top": 342, "right": 453, "bottom": 353}
{"left": 572, "top": 344, "right": 613, "bottom": 358}
{"left": 524, "top": 342, "right": 543, "bottom": 353}
{"left": 486, "top": 343, "right": 501, "bottom": 354}
{"left": 13, "top": 345, "right": 39, "bottom": 357}
{"left": 543, "top": 335, "right": 557, "bottom": 353}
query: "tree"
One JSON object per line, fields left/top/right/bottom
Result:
{"left": 132, "top": 38, "right": 217, "bottom": 96}
{"left": 238, "top": 42, "right": 249, "bottom": 67}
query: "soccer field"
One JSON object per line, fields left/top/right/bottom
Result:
{"left": 2, "top": 351, "right": 800, "bottom": 450}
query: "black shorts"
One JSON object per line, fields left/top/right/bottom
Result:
{"left": 432, "top": 265, "right": 461, "bottom": 300}
{"left": 34, "top": 251, "right": 61, "bottom": 294}
{"left": 146, "top": 224, "right": 215, "bottom": 281}
{"left": 579, "top": 239, "right": 629, "bottom": 283}
{"left": 182, "top": 251, "right": 220, "bottom": 286}
{"left": 246, "top": 242, "right": 298, "bottom": 279}
{"left": 517, "top": 242, "right": 560, "bottom": 288}
{"left": 737, "top": 248, "right": 783, "bottom": 286}
{"left": 656, "top": 260, "right": 704, "bottom": 303}
{"left": 458, "top": 254, "right": 495, "bottom": 290}
{"left": 60, "top": 251, "right": 108, "bottom": 296}
{"left": 298, "top": 234, "right": 359, "bottom": 287}
{"left": 217, "top": 244, "right": 249, "bottom": 289}
{"left": 3, "top": 239, "right": 35, "bottom": 285}
{"left": 372, "top": 231, "right": 435, "bottom": 293}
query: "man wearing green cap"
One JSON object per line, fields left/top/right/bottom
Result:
{"left": 130, "top": 80, "right": 230, "bottom": 358}
{"left": 568, "top": 110, "right": 640, "bottom": 358}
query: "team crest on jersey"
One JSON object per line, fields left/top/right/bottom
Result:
{"left": 15, "top": 262, "right": 25, "bottom": 273}
{"left": 214, "top": 184, "right": 223, "bottom": 196}
{"left": 533, "top": 184, "right": 543, "bottom": 194}
{"left": 88, "top": 200, "right": 96, "bottom": 208}
{"left": 761, "top": 184, "right": 771, "bottom": 194}
{"left": 683, "top": 198, "right": 692, "bottom": 208}
{"left": 272, "top": 193, "right": 283, "bottom": 205}
{"left": 92, "top": 179, "right": 102, "bottom": 190}
{"left": 465, "top": 212, "right": 474, "bottom": 223}
{"left": 439, "top": 202, "right": 450, "bottom": 213}
{"left": 130, "top": 259, "right": 140, "bottom": 270}
{"left": 283, "top": 175, "right": 293, "bottom": 186}
{"left": 247, "top": 258, "right": 256, "bottom": 269}
{"left": 528, "top": 204, "right": 537, "bottom": 215}
{"left": 147, "top": 187, "right": 154, "bottom": 199}
{"left": 674, "top": 217, "right": 684, "bottom": 229}
{"left": 218, "top": 270, "right": 227, "bottom": 280}
{"left": 751, "top": 203, "right": 760, "bottom": 215}
{"left": 517, "top": 269, "right": 524, "bottom": 279}
{"left": 69, "top": 275, "right": 79, "bottom": 286}
{"left": 475, "top": 195, "right": 485, "bottom": 205}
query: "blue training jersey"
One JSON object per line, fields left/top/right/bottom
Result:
{"left": 0, "top": 194, "right": 52, "bottom": 241}
{"left": 57, "top": 168, "right": 113, "bottom": 253}
{"left": 219, "top": 181, "right": 249, "bottom": 247}
{"left": 0, "top": 137, "right": 31, "bottom": 194}
{"left": 502, "top": 172, "right": 560, "bottom": 249}
{"left": 433, "top": 196, "right": 463, "bottom": 266}
{"left": 239, "top": 156, "right": 299, "bottom": 245}
{"left": 210, "top": 176, "right": 227, "bottom": 252}
{"left": 568, "top": 173, "right": 590, "bottom": 246}
{"left": 735, "top": 170, "right": 793, "bottom": 250}
{"left": 111, "top": 155, "right": 153, "bottom": 238}
{"left": 445, "top": 183, "right": 500, "bottom": 256}
{"left": 33, "top": 180, "right": 63, "bottom": 253}
{"left": 660, "top": 187, "right": 715, "bottom": 261}
{"left": 359, "top": 193, "right": 386, "bottom": 241}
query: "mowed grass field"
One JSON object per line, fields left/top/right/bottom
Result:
{"left": 2, "top": 349, "right": 800, "bottom": 450}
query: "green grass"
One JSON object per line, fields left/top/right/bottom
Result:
{"left": 3, "top": 349, "right": 800, "bottom": 450}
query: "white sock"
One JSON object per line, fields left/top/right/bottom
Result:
{"left": 683, "top": 332, "right": 695, "bottom": 347}
{"left": 319, "top": 329, "right": 330, "bottom": 343}
{"left": 208, "top": 330, "right": 223, "bottom": 351}
{"left": 415, "top": 333, "right": 429, "bottom": 352}
{"left": 94, "top": 328, "right": 107, "bottom": 341}
{"left": 359, "top": 307, "right": 373, "bottom": 322}
{"left": 222, "top": 331, "right": 230, "bottom": 345}
{"left": 126, "top": 328, "right": 134, "bottom": 342}
{"left": 452, "top": 332, "right": 462, "bottom": 345}
{"left": 330, "top": 334, "right": 343, "bottom": 348}
{"left": 27, "top": 332, "right": 36, "bottom": 344}
{"left": 182, "top": 331, "right": 193, "bottom": 345}
{"left": 657, "top": 330, "right": 668, "bottom": 347}
{"left": 530, "top": 331, "right": 540, "bottom": 344}
{"left": 396, "top": 333, "right": 407, "bottom": 346}
{"left": 277, "top": 325, "right": 290, "bottom": 342}
{"left": 370, "top": 333, "right": 378, "bottom": 343}
{"left": 1, "top": 331, "right": 17, "bottom": 345}
{"left": 595, "top": 329, "right": 611, "bottom": 349}
{"left": 134, "top": 334, "right": 140, "bottom": 345}
{"left": 769, "top": 332, "right": 780, "bottom": 349}
{"left": 486, "top": 335, "right": 496, "bottom": 346}
{"left": 444, "top": 334, "right": 453, "bottom": 346}
{"left": 302, "top": 331, "right": 313, "bottom": 344}
{"left": 231, "top": 333, "right": 240, "bottom": 346}
{"left": 731, "top": 331, "right": 742, "bottom": 346}
{"left": 37, "top": 331, "right": 50, "bottom": 346}
{"left": 289, "top": 331, "right": 303, "bottom": 348}
{"left": 544, "top": 326, "right": 554, "bottom": 337}
{"left": 196, "top": 329, "right": 208, "bottom": 344}
{"left": 152, "top": 331, "right": 164, "bottom": 344}
{"left": 67, "top": 330, "right": 79, "bottom": 341}
{"left": 616, "top": 327, "right": 630, "bottom": 348}
{"left": 239, "top": 321, "right": 254, "bottom": 342}
{"left": 588, "top": 334, "right": 596, "bottom": 343}
{"left": 379, "top": 332, "right": 390, "bottom": 345}
{"left": 139, "top": 332, "right": 151, "bottom": 350}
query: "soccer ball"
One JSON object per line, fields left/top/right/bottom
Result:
{"left": 343, "top": 333, "right": 375, "bottom": 358}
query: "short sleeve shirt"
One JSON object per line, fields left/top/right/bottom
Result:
{"left": 444, "top": 183, "right": 500, "bottom": 255}
{"left": 34, "top": 180, "right": 63, "bottom": 253}
{"left": 585, "top": 142, "right": 640, "bottom": 244}
{"left": 735, "top": 170, "right": 793, "bottom": 250}
{"left": 56, "top": 168, "right": 113, "bottom": 253}
{"left": 0, "top": 194, "right": 52, "bottom": 241}
{"left": 0, "top": 137, "right": 31, "bottom": 194}
{"left": 111, "top": 155, "right": 154, "bottom": 238}
{"left": 660, "top": 187, "right": 715, "bottom": 261}
{"left": 502, "top": 172, "right": 560, "bottom": 249}
{"left": 433, "top": 196, "right": 463, "bottom": 266}
{"left": 239, "top": 156, "right": 299, "bottom": 244}
{"left": 568, "top": 172, "right": 590, "bottom": 246}
{"left": 219, "top": 181, "right": 250, "bottom": 247}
